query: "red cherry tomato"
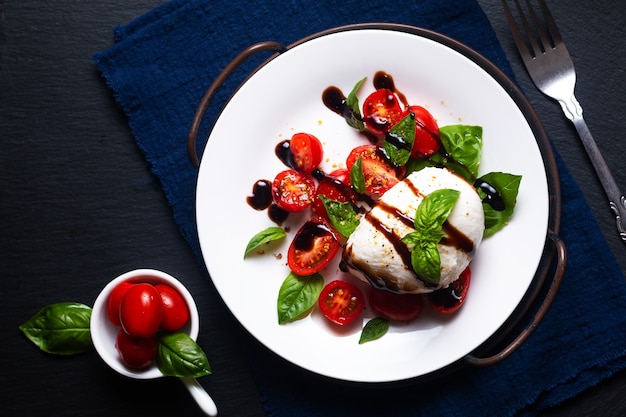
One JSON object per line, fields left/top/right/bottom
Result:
{"left": 289, "top": 132, "right": 324, "bottom": 174}
{"left": 346, "top": 144, "right": 399, "bottom": 197}
{"left": 310, "top": 168, "right": 354, "bottom": 219}
{"left": 362, "top": 89, "right": 404, "bottom": 135}
{"left": 428, "top": 266, "right": 471, "bottom": 314}
{"left": 407, "top": 105, "right": 440, "bottom": 157}
{"left": 115, "top": 329, "right": 157, "bottom": 369}
{"left": 107, "top": 281, "right": 133, "bottom": 327}
{"left": 318, "top": 280, "right": 365, "bottom": 325}
{"left": 369, "top": 288, "right": 424, "bottom": 322}
{"left": 325, "top": 168, "right": 350, "bottom": 184}
{"left": 272, "top": 169, "right": 316, "bottom": 212}
{"left": 287, "top": 217, "right": 340, "bottom": 276}
{"left": 155, "top": 284, "right": 189, "bottom": 332}
{"left": 119, "top": 283, "right": 163, "bottom": 338}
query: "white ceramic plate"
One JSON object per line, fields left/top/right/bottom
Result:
{"left": 196, "top": 27, "right": 549, "bottom": 383}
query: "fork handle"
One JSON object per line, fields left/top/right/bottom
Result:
{"left": 559, "top": 94, "right": 626, "bottom": 243}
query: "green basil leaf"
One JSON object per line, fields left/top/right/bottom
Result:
{"left": 350, "top": 157, "right": 366, "bottom": 194}
{"left": 402, "top": 189, "right": 459, "bottom": 285}
{"left": 439, "top": 125, "right": 483, "bottom": 182}
{"left": 411, "top": 240, "right": 442, "bottom": 285}
{"left": 477, "top": 172, "right": 522, "bottom": 237}
{"left": 346, "top": 77, "right": 366, "bottom": 131}
{"left": 414, "top": 188, "right": 460, "bottom": 232}
{"left": 383, "top": 113, "right": 415, "bottom": 166}
{"left": 244, "top": 226, "right": 286, "bottom": 258}
{"left": 425, "top": 152, "right": 474, "bottom": 182}
{"left": 277, "top": 272, "right": 324, "bottom": 324}
{"left": 405, "top": 157, "right": 435, "bottom": 176}
{"left": 156, "top": 332, "right": 211, "bottom": 378}
{"left": 319, "top": 195, "right": 360, "bottom": 238}
{"left": 19, "top": 302, "right": 92, "bottom": 355}
{"left": 400, "top": 231, "right": 421, "bottom": 247}
{"left": 359, "top": 317, "right": 389, "bottom": 344}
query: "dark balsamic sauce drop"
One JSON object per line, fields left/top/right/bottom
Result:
{"left": 275, "top": 139, "right": 295, "bottom": 170}
{"left": 268, "top": 204, "right": 289, "bottom": 225}
{"left": 373, "top": 70, "right": 408, "bottom": 107}
{"left": 474, "top": 179, "right": 506, "bottom": 211}
{"left": 428, "top": 285, "right": 463, "bottom": 309}
{"left": 321, "top": 86, "right": 347, "bottom": 117}
{"left": 247, "top": 180, "right": 273, "bottom": 210}
{"left": 322, "top": 84, "right": 380, "bottom": 144}
{"left": 246, "top": 179, "right": 289, "bottom": 224}
{"left": 292, "top": 220, "right": 334, "bottom": 251}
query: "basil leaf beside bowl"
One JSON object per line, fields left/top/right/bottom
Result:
{"left": 19, "top": 302, "right": 93, "bottom": 355}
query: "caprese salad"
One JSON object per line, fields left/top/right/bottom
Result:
{"left": 245, "top": 71, "right": 521, "bottom": 343}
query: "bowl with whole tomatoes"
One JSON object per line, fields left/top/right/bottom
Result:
{"left": 91, "top": 269, "right": 199, "bottom": 379}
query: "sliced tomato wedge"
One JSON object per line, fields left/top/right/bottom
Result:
{"left": 369, "top": 288, "right": 424, "bottom": 322}
{"left": 324, "top": 167, "right": 350, "bottom": 184}
{"left": 346, "top": 144, "right": 399, "bottom": 197}
{"left": 406, "top": 105, "right": 440, "bottom": 158}
{"left": 272, "top": 169, "right": 316, "bottom": 212}
{"left": 362, "top": 88, "right": 404, "bottom": 135}
{"left": 428, "top": 266, "right": 471, "bottom": 314}
{"left": 287, "top": 217, "right": 340, "bottom": 276}
{"left": 318, "top": 280, "right": 365, "bottom": 325}
{"left": 289, "top": 132, "right": 324, "bottom": 174}
{"left": 310, "top": 168, "right": 354, "bottom": 219}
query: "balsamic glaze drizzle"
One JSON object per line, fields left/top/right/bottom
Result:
{"left": 246, "top": 70, "right": 496, "bottom": 286}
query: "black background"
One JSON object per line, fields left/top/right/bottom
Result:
{"left": 2, "top": 0, "right": 625, "bottom": 416}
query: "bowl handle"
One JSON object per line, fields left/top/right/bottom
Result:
{"left": 464, "top": 230, "right": 566, "bottom": 366}
{"left": 187, "top": 41, "right": 287, "bottom": 168}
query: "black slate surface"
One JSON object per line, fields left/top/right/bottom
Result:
{"left": 1, "top": 1, "right": 624, "bottom": 416}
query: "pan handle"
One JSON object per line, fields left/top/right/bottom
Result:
{"left": 187, "top": 41, "right": 287, "bottom": 168}
{"left": 464, "top": 230, "right": 566, "bottom": 366}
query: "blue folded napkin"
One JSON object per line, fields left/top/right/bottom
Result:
{"left": 94, "top": 0, "right": 626, "bottom": 415}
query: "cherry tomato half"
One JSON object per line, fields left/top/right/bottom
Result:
{"left": 428, "top": 266, "right": 471, "bottom": 314}
{"left": 362, "top": 88, "right": 404, "bottom": 135}
{"left": 107, "top": 281, "right": 133, "bottom": 327}
{"left": 407, "top": 105, "right": 440, "bottom": 157}
{"left": 287, "top": 217, "right": 340, "bottom": 276}
{"left": 346, "top": 144, "right": 399, "bottom": 197}
{"left": 115, "top": 329, "right": 157, "bottom": 369}
{"left": 289, "top": 132, "right": 324, "bottom": 174}
{"left": 119, "top": 283, "right": 163, "bottom": 338}
{"left": 272, "top": 169, "right": 316, "bottom": 212}
{"left": 155, "top": 284, "right": 189, "bottom": 332}
{"left": 310, "top": 168, "right": 354, "bottom": 219}
{"left": 369, "top": 288, "right": 424, "bottom": 322}
{"left": 318, "top": 280, "right": 365, "bottom": 326}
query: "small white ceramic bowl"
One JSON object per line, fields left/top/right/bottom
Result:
{"left": 90, "top": 269, "right": 217, "bottom": 416}
{"left": 91, "top": 269, "right": 217, "bottom": 416}
{"left": 91, "top": 268, "right": 200, "bottom": 379}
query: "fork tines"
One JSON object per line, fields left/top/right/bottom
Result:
{"left": 502, "top": 0, "right": 563, "bottom": 60}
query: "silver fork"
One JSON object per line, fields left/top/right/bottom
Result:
{"left": 502, "top": 0, "right": 626, "bottom": 243}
